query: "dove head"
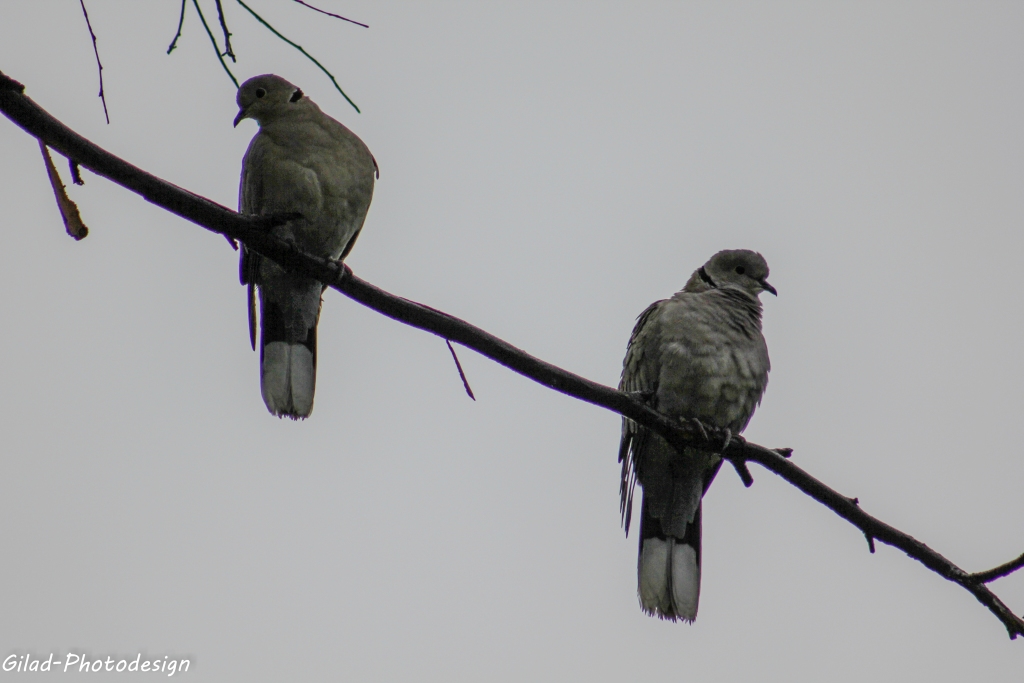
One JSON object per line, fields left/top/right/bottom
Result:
{"left": 686, "top": 249, "right": 776, "bottom": 297}
{"left": 234, "top": 74, "right": 312, "bottom": 127}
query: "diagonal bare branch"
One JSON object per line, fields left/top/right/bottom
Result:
{"left": 235, "top": 0, "right": 360, "bottom": 113}
{"left": 446, "top": 340, "right": 476, "bottom": 400}
{"left": 214, "top": 0, "right": 236, "bottom": 61}
{"left": 192, "top": 0, "right": 239, "bottom": 88}
{"left": 78, "top": 0, "right": 109, "bottom": 124}
{"left": 725, "top": 440, "right": 1023, "bottom": 638}
{"left": 971, "top": 552, "right": 1024, "bottom": 585}
{"left": 39, "top": 141, "right": 89, "bottom": 240}
{"left": 1, "top": 68, "right": 1021, "bottom": 640}
{"left": 167, "top": 0, "right": 188, "bottom": 54}
{"left": 292, "top": 0, "right": 368, "bottom": 28}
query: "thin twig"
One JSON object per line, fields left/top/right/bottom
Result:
{"left": 1, "top": 70, "right": 1021, "bottom": 640}
{"left": 446, "top": 340, "right": 476, "bottom": 400}
{"left": 292, "top": 0, "right": 368, "bottom": 28}
{"left": 214, "top": 0, "right": 236, "bottom": 61}
{"left": 193, "top": 0, "right": 239, "bottom": 88}
{"left": 78, "top": 0, "right": 109, "bottom": 124}
{"left": 167, "top": 0, "right": 188, "bottom": 54}
{"left": 235, "top": 0, "right": 360, "bottom": 113}
{"left": 971, "top": 552, "right": 1024, "bottom": 584}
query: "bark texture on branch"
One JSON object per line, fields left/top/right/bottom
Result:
{"left": 2, "top": 69, "right": 1021, "bottom": 639}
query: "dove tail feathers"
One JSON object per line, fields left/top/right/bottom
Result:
{"left": 637, "top": 497, "right": 702, "bottom": 622}
{"left": 261, "top": 341, "right": 316, "bottom": 418}
{"left": 258, "top": 291, "right": 319, "bottom": 420}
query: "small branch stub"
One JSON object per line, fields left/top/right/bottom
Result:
{"left": 730, "top": 458, "right": 755, "bottom": 488}
{"left": 69, "top": 160, "right": 84, "bottom": 185}
{"left": 39, "top": 142, "right": 88, "bottom": 240}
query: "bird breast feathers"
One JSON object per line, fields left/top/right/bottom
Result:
{"left": 245, "top": 143, "right": 325, "bottom": 219}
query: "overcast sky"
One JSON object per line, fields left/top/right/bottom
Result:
{"left": 1, "top": 2, "right": 1022, "bottom": 680}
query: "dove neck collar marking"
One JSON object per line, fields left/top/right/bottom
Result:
{"left": 697, "top": 266, "right": 717, "bottom": 289}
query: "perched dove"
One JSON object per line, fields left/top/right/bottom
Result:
{"left": 618, "top": 249, "right": 774, "bottom": 621}
{"left": 235, "top": 74, "right": 376, "bottom": 419}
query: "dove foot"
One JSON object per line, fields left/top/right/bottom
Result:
{"left": 687, "top": 417, "right": 710, "bottom": 445}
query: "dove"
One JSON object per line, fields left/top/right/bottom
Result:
{"left": 235, "top": 74, "right": 376, "bottom": 419}
{"left": 618, "top": 249, "right": 774, "bottom": 621}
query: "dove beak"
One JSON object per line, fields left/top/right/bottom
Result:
{"left": 233, "top": 107, "right": 248, "bottom": 128}
{"left": 760, "top": 279, "right": 777, "bottom": 296}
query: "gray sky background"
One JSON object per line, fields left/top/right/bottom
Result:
{"left": 1, "top": 2, "right": 1022, "bottom": 680}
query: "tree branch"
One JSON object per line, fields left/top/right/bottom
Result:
{"left": 1, "top": 69, "right": 1021, "bottom": 640}
{"left": 214, "top": 0, "right": 236, "bottom": 61}
{"left": 725, "top": 438, "right": 1023, "bottom": 637}
{"left": 78, "top": 0, "right": 109, "bottom": 124}
{"left": 234, "top": 0, "right": 360, "bottom": 113}
{"left": 192, "top": 0, "right": 239, "bottom": 88}
{"left": 167, "top": 0, "right": 187, "bottom": 54}
{"left": 292, "top": 0, "right": 368, "bottom": 28}
{"left": 971, "top": 553, "right": 1024, "bottom": 585}
{"left": 446, "top": 340, "right": 476, "bottom": 400}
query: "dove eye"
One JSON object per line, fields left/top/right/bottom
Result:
{"left": 255, "top": 88, "right": 266, "bottom": 98}
{"left": 735, "top": 266, "right": 746, "bottom": 275}
{"left": 289, "top": 89, "right": 304, "bottom": 103}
